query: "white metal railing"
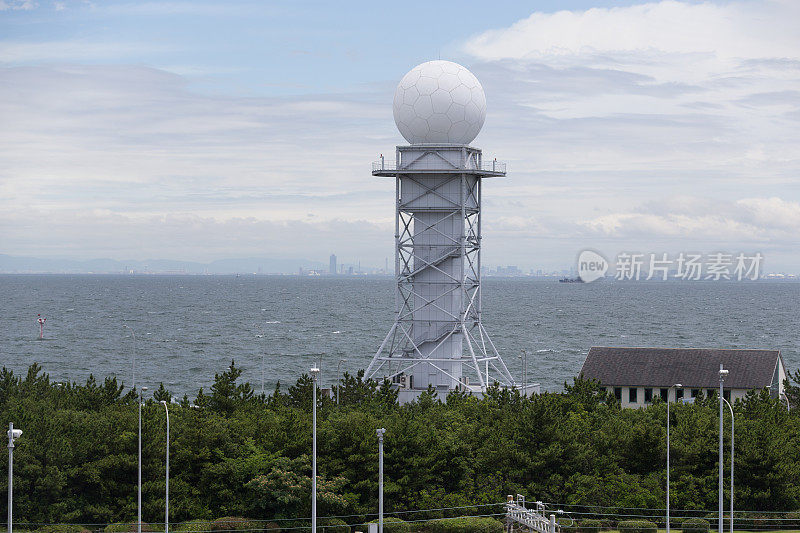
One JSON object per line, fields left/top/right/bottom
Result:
{"left": 506, "top": 495, "right": 559, "bottom": 533}
{"left": 371, "top": 160, "right": 506, "bottom": 173}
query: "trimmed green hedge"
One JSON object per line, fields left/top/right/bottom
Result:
{"left": 210, "top": 518, "right": 261, "bottom": 533}
{"left": 578, "top": 519, "right": 602, "bottom": 533}
{"left": 681, "top": 518, "right": 709, "bottom": 533}
{"left": 175, "top": 521, "right": 214, "bottom": 533}
{"left": 317, "top": 518, "right": 348, "bottom": 533}
{"left": 35, "top": 526, "right": 91, "bottom": 533}
{"left": 617, "top": 520, "right": 656, "bottom": 533}
{"left": 367, "top": 518, "right": 410, "bottom": 533}
{"left": 425, "top": 517, "right": 503, "bottom": 533}
{"left": 105, "top": 523, "right": 154, "bottom": 533}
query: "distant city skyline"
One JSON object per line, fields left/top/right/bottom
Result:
{"left": 2, "top": 251, "right": 799, "bottom": 279}
{"left": 2, "top": 1, "right": 799, "bottom": 271}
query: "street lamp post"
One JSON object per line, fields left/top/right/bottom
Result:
{"left": 7, "top": 423, "right": 22, "bottom": 533}
{"left": 377, "top": 428, "right": 386, "bottom": 533}
{"left": 519, "top": 350, "right": 528, "bottom": 394}
{"left": 722, "top": 397, "right": 734, "bottom": 533}
{"left": 310, "top": 367, "right": 320, "bottom": 533}
{"left": 719, "top": 365, "right": 728, "bottom": 533}
{"left": 139, "top": 386, "right": 148, "bottom": 533}
{"left": 160, "top": 401, "right": 170, "bottom": 533}
{"left": 666, "top": 383, "right": 681, "bottom": 533}
{"left": 337, "top": 359, "right": 347, "bottom": 405}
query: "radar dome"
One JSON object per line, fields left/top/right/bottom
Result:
{"left": 393, "top": 60, "right": 486, "bottom": 145}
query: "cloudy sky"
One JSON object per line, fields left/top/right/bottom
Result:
{"left": 1, "top": 0, "right": 799, "bottom": 271}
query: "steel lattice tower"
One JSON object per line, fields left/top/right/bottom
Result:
{"left": 366, "top": 144, "right": 515, "bottom": 402}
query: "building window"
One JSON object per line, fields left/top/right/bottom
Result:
{"left": 614, "top": 387, "right": 622, "bottom": 401}
{"left": 691, "top": 389, "right": 700, "bottom": 398}
{"left": 676, "top": 388, "right": 684, "bottom": 400}
{"left": 644, "top": 388, "right": 653, "bottom": 403}
{"left": 629, "top": 387, "right": 638, "bottom": 403}
{"left": 660, "top": 388, "right": 668, "bottom": 401}
{"left": 723, "top": 390, "right": 731, "bottom": 402}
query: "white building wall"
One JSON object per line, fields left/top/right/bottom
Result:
{"left": 613, "top": 386, "right": 751, "bottom": 408}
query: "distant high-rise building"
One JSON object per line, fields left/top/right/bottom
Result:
{"left": 329, "top": 254, "right": 337, "bottom": 274}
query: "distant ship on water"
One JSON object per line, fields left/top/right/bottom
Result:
{"left": 559, "top": 277, "right": 584, "bottom": 283}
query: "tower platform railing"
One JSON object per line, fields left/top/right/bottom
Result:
{"left": 371, "top": 160, "right": 507, "bottom": 173}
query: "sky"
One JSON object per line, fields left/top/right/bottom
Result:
{"left": 1, "top": 0, "right": 799, "bottom": 271}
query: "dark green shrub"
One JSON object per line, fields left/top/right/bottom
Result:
{"left": 367, "top": 518, "right": 410, "bottom": 533}
{"left": 317, "top": 519, "right": 349, "bottom": 533}
{"left": 681, "top": 518, "right": 709, "bottom": 533}
{"left": 578, "top": 519, "right": 602, "bottom": 533}
{"left": 36, "top": 525, "right": 91, "bottom": 533}
{"left": 210, "top": 518, "right": 261, "bottom": 533}
{"left": 105, "top": 523, "right": 153, "bottom": 533}
{"left": 617, "top": 520, "right": 656, "bottom": 533}
{"left": 175, "top": 521, "right": 214, "bottom": 533}
{"left": 425, "top": 517, "right": 503, "bottom": 533}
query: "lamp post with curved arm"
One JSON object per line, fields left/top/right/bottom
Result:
{"left": 160, "top": 400, "right": 170, "bottom": 533}
{"left": 722, "top": 397, "right": 734, "bottom": 533}
{"left": 138, "top": 386, "right": 148, "bottom": 533}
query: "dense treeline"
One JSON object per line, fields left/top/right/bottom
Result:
{"left": 1, "top": 362, "right": 800, "bottom": 525}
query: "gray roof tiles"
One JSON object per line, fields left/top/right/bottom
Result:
{"left": 580, "top": 347, "right": 782, "bottom": 389}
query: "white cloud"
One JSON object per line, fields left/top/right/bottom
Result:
{"left": 465, "top": 1, "right": 799, "bottom": 65}
{"left": 2, "top": 2, "right": 800, "bottom": 270}
{"left": 0, "top": 0, "right": 36, "bottom": 10}
{"left": 0, "top": 41, "right": 168, "bottom": 63}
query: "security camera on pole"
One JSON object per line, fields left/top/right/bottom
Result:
{"left": 377, "top": 428, "right": 386, "bottom": 533}
{"left": 719, "top": 365, "right": 729, "bottom": 533}
{"left": 7, "top": 422, "right": 22, "bottom": 533}
{"left": 666, "top": 383, "right": 681, "bottom": 533}
{"left": 310, "top": 366, "right": 320, "bottom": 533}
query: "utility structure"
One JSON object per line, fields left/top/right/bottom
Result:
{"left": 37, "top": 314, "right": 46, "bottom": 339}
{"left": 7, "top": 423, "right": 22, "bottom": 533}
{"left": 366, "top": 60, "right": 514, "bottom": 403}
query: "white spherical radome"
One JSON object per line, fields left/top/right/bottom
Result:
{"left": 393, "top": 60, "right": 486, "bottom": 145}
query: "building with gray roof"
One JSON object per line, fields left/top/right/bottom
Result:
{"left": 580, "top": 347, "right": 787, "bottom": 408}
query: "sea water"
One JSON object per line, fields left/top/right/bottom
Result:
{"left": 1, "top": 275, "right": 797, "bottom": 397}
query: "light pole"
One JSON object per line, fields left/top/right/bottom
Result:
{"left": 722, "top": 397, "right": 734, "bottom": 533}
{"left": 336, "top": 359, "right": 347, "bottom": 405}
{"left": 160, "top": 400, "right": 170, "bottom": 533}
{"left": 377, "top": 428, "right": 386, "bottom": 533}
{"left": 519, "top": 350, "right": 528, "bottom": 394}
{"left": 719, "top": 365, "right": 728, "bottom": 533}
{"left": 666, "top": 382, "right": 681, "bottom": 533}
{"left": 310, "top": 366, "right": 320, "bottom": 533}
{"left": 7, "top": 423, "right": 22, "bottom": 533}
{"left": 124, "top": 325, "right": 136, "bottom": 389}
{"left": 766, "top": 385, "right": 790, "bottom": 411}
{"left": 139, "top": 386, "right": 148, "bottom": 533}
{"left": 780, "top": 392, "right": 790, "bottom": 411}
